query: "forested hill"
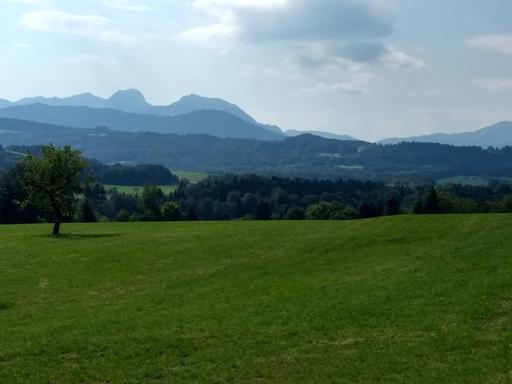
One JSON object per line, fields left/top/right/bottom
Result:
{"left": 1, "top": 118, "right": 512, "bottom": 180}
{"left": 0, "top": 145, "right": 22, "bottom": 172}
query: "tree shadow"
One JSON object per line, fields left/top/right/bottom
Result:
{"left": 38, "top": 233, "right": 122, "bottom": 240}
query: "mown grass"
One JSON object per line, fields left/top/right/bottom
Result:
{"left": 1, "top": 215, "right": 511, "bottom": 383}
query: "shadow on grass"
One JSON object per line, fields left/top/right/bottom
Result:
{"left": 38, "top": 233, "right": 122, "bottom": 240}
{"left": 0, "top": 303, "right": 12, "bottom": 311}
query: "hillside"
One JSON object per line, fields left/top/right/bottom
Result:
{"left": 2, "top": 118, "right": 512, "bottom": 180}
{"left": 1, "top": 215, "right": 511, "bottom": 383}
{"left": 0, "top": 145, "right": 22, "bottom": 171}
{"left": 286, "top": 129, "right": 358, "bottom": 141}
{"left": 380, "top": 121, "right": 512, "bottom": 148}
{"left": 0, "top": 105, "right": 283, "bottom": 140}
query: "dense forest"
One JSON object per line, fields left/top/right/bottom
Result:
{"left": 2, "top": 166, "right": 512, "bottom": 224}
{"left": 2, "top": 118, "right": 512, "bottom": 180}
{"left": 0, "top": 145, "right": 21, "bottom": 172}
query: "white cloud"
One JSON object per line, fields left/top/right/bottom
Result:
{"left": 183, "top": 0, "right": 391, "bottom": 44}
{"left": 3, "top": 0, "right": 50, "bottom": 5}
{"left": 191, "top": 0, "right": 286, "bottom": 11}
{"left": 182, "top": 0, "right": 423, "bottom": 73}
{"left": 298, "top": 73, "right": 375, "bottom": 96}
{"left": 466, "top": 34, "right": 512, "bottom": 56}
{"left": 102, "top": 0, "right": 152, "bottom": 11}
{"left": 13, "top": 41, "right": 31, "bottom": 48}
{"left": 20, "top": 10, "right": 137, "bottom": 43}
{"left": 179, "top": 20, "right": 235, "bottom": 43}
{"left": 474, "top": 77, "right": 512, "bottom": 91}
{"left": 381, "top": 46, "right": 426, "bottom": 69}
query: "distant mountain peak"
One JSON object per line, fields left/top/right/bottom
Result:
{"left": 180, "top": 94, "right": 204, "bottom": 100}
{"left": 0, "top": 89, "right": 283, "bottom": 136}
{"left": 107, "top": 89, "right": 149, "bottom": 111}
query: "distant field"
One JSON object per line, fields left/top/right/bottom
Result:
{"left": 1, "top": 216, "right": 511, "bottom": 383}
{"left": 437, "top": 175, "right": 512, "bottom": 186}
{"left": 103, "top": 170, "right": 208, "bottom": 195}
{"left": 173, "top": 170, "right": 209, "bottom": 183}
{"left": 104, "top": 184, "right": 177, "bottom": 195}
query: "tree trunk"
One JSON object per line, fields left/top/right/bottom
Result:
{"left": 53, "top": 218, "right": 61, "bottom": 236}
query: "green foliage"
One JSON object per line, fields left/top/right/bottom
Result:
{"left": 142, "top": 185, "right": 164, "bottom": 220}
{"left": 20, "top": 145, "right": 87, "bottom": 234}
{"left": 94, "top": 163, "right": 178, "bottom": 186}
{"left": 284, "top": 206, "right": 305, "bottom": 220}
{"left": 161, "top": 202, "right": 183, "bottom": 221}
{"left": 414, "top": 187, "right": 441, "bottom": 214}
{"left": 305, "top": 201, "right": 355, "bottom": 220}
{"left": 385, "top": 196, "right": 401, "bottom": 216}
{"left": 76, "top": 199, "right": 97, "bottom": 223}
{"left": 0, "top": 164, "right": 39, "bottom": 224}
{"left": 253, "top": 200, "right": 271, "bottom": 220}
{"left": 1, "top": 216, "right": 512, "bottom": 382}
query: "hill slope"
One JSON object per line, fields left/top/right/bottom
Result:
{"left": 1, "top": 215, "right": 511, "bottom": 383}
{"left": 3, "top": 118, "right": 512, "bottom": 180}
{"left": 380, "top": 121, "right": 512, "bottom": 147}
{"left": 0, "top": 105, "right": 283, "bottom": 140}
{"left": 286, "top": 129, "right": 358, "bottom": 141}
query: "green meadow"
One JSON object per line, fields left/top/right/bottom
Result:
{"left": 103, "top": 170, "right": 208, "bottom": 196}
{"left": 104, "top": 184, "right": 177, "bottom": 196}
{"left": 172, "top": 170, "right": 209, "bottom": 183}
{"left": 1, "top": 215, "right": 511, "bottom": 383}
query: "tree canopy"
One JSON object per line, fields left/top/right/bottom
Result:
{"left": 20, "top": 145, "right": 87, "bottom": 235}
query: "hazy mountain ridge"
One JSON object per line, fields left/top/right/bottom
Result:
{"left": 0, "top": 89, "right": 275, "bottom": 129}
{"left": 0, "top": 104, "right": 283, "bottom": 141}
{"left": 2, "top": 91, "right": 512, "bottom": 147}
{"left": 380, "top": 121, "right": 512, "bottom": 148}
{"left": 286, "top": 129, "right": 358, "bottom": 141}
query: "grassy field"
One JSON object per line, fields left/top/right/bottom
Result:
{"left": 437, "top": 175, "right": 512, "bottom": 186}
{"left": 173, "top": 170, "right": 209, "bottom": 183}
{"left": 104, "top": 184, "right": 177, "bottom": 195}
{"left": 103, "top": 170, "right": 208, "bottom": 196}
{"left": 1, "top": 215, "right": 511, "bottom": 383}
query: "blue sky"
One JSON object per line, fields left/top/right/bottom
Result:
{"left": 1, "top": 0, "right": 512, "bottom": 140}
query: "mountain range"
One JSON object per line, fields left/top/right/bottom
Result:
{"left": 1, "top": 90, "right": 256, "bottom": 121}
{"left": 1, "top": 90, "right": 512, "bottom": 147}
{"left": 0, "top": 104, "right": 283, "bottom": 140}
{"left": 0, "top": 90, "right": 285, "bottom": 140}
{"left": 379, "top": 121, "right": 512, "bottom": 148}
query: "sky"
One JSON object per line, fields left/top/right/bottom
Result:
{"left": 1, "top": 0, "right": 512, "bottom": 141}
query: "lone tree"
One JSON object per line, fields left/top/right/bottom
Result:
{"left": 21, "top": 145, "right": 87, "bottom": 235}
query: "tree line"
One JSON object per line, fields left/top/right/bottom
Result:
{"left": 2, "top": 146, "right": 512, "bottom": 235}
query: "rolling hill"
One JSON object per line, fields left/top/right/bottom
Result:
{"left": 0, "top": 145, "right": 21, "bottom": 171}
{"left": 0, "top": 105, "right": 283, "bottom": 140}
{"left": 286, "top": 129, "right": 358, "bottom": 141}
{"left": 1, "top": 215, "right": 511, "bottom": 383}
{"left": 380, "top": 121, "right": 512, "bottom": 148}
{"left": 2, "top": 118, "right": 512, "bottom": 180}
